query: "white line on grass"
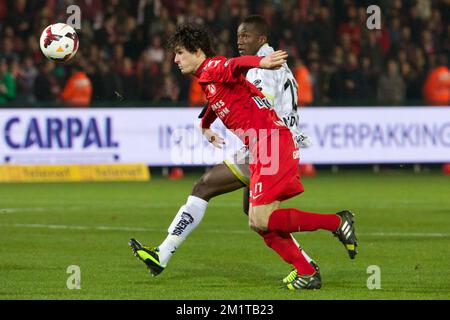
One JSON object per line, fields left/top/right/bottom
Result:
{"left": 0, "top": 223, "right": 449, "bottom": 238}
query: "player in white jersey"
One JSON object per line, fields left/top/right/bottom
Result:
{"left": 129, "top": 15, "right": 316, "bottom": 283}
{"left": 245, "top": 42, "right": 305, "bottom": 147}
{"left": 227, "top": 17, "right": 311, "bottom": 207}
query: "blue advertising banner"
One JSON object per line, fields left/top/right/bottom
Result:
{"left": 1, "top": 107, "right": 449, "bottom": 165}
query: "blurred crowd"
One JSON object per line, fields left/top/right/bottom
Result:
{"left": 0, "top": 0, "right": 449, "bottom": 107}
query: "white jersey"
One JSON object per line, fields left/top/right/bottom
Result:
{"left": 246, "top": 44, "right": 302, "bottom": 141}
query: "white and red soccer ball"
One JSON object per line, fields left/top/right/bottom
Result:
{"left": 39, "top": 23, "right": 79, "bottom": 61}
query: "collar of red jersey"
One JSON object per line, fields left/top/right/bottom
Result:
{"left": 195, "top": 58, "right": 211, "bottom": 78}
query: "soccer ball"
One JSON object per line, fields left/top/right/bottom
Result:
{"left": 39, "top": 23, "right": 79, "bottom": 61}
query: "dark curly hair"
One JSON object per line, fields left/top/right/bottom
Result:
{"left": 166, "top": 23, "right": 216, "bottom": 57}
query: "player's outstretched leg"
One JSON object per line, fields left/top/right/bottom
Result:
{"left": 265, "top": 208, "right": 358, "bottom": 259}
{"left": 129, "top": 164, "right": 245, "bottom": 275}
{"left": 129, "top": 238, "right": 165, "bottom": 276}
{"left": 333, "top": 210, "right": 358, "bottom": 259}
{"left": 128, "top": 196, "right": 208, "bottom": 275}
{"left": 155, "top": 164, "right": 243, "bottom": 268}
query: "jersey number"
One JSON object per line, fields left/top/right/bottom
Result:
{"left": 284, "top": 79, "right": 298, "bottom": 111}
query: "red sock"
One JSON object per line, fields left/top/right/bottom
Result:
{"left": 268, "top": 208, "right": 341, "bottom": 233}
{"left": 258, "top": 230, "right": 316, "bottom": 275}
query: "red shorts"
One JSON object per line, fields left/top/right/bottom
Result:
{"left": 249, "top": 129, "right": 304, "bottom": 206}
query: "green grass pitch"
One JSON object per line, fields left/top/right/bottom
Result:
{"left": 1, "top": 170, "right": 449, "bottom": 300}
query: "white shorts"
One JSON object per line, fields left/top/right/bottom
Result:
{"left": 223, "top": 145, "right": 251, "bottom": 186}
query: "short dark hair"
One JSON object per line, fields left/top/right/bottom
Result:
{"left": 241, "top": 15, "right": 270, "bottom": 38}
{"left": 166, "top": 23, "right": 216, "bottom": 57}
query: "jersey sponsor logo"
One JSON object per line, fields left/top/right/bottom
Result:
{"left": 171, "top": 212, "right": 194, "bottom": 236}
{"left": 293, "top": 150, "right": 300, "bottom": 159}
{"left": 224, "top": 59, "right": 231, "bottom": 67}
{"left": 251, "top": 194, "right": 263, "bottom": 200}
{"left": 210, "top": 99, "right": 225, "bottom": 111}
{"left": 253, "top": 79, "right": 262, "bottom": 86}
{"left": 206, "top": 60, "right": 221, "bottom": 69}
{"left": 253, "top": 79, "right": 263, "bottom": 91}
{"left": 282, "top": 115, "right": 299, "bottom": 128}
{"left": 252, "top": 96, "right": 272, "bottom": 109}
{"left": 208, "top": 84, "right": 217, "bottom": 95}
{"left": 217, "top": 107, "right": 230, "bottom": 118}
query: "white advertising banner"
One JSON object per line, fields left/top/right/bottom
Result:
{"left": 0, "top": 107, "right": 449, "bottom": 165}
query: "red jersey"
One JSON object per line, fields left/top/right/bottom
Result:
{"left": 195, "top": 56, "right": 304, "bottom": 205}
{"left": 196, "top": 56, "right": 289, "bottom": 145}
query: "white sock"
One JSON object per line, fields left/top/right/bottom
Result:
{"left": 158, "top": 196, "right": 208, "bottom": 266}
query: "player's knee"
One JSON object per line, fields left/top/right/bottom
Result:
{"left": 191, "top": 172, "right": 216, "bottom": 201}
{"left": 248, "top": 211, "right": 269, "bottom": 232}
{"left": 248, "top": 219, "right": 263, "bottom": 232}
{"left": 249, "top": 220, "right": 268, "bottom": 232}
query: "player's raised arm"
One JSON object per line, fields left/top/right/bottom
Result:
{"left": 259, "top": 50, "right": 288, "bottom": 70}
{"left": 221, "top": 50, "right": 287, "bottom": 81}
{"left": 226, "top": 55, "right": 264, "bottom": 76}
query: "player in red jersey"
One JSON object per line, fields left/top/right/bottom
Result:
{"left": 129, "top": 23, "right": 358, "bottom": 290}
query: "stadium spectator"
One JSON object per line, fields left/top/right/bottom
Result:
{"left": 120, "top": 57, "right": 139, "bottom": 101}
{"left": 91, "top": 59, "right": 122, "bottom": 102}
{"left": 0, "top": 0, "right": 448, "bottom": 107}
{"left": 0, "top": 58, "right": 16, "bottom": 105}
{"left": 294, "top": 59, "right": 313, "bottom": 106}
{"left": 1, "top": 37, "right": 20, "bottom": 62}
{"left": 341, "top": 52, "right": 361, "bottom": 100}
{"left": 422, "top": 56, "right": 450, "bottom": 106}
{"left": 400, "top": 61, "right": 418, "bottom": 101}
{"left": 112, "top": 44, "right": 126, "bottom": 72}
{"left": 377, "top": 59, "right": 406, "bottom": 105}
{"left": 77, "top": 0, "right": 103, "bottom": 20}
{"left": 188, "top": 77, "right": 207, "bottom": 107}
{"left": 311, "top": 6, "right": 335, "bottom": 58}
{"left": 359, "top": 56, "right": 377, "bottom": 101}
{"left": 60, "top": 64, "right": 93, "bottom": 107}
{"left": 122, "top": 15, "right": 141, "bottom": 60}
{"left": 0, "top": 0, "right": 7, "bottom": 20}
{"left": 5, "top": 0, "right": 32, "bottom": 40}
{"left": 360, "top": 31, "right": 385, "bottom": 76}
{"left": 146, "top": 35, "right": 165, "bottom": 64}
{"left": 336, "top": 4, "right": 361, "bottom": 56}
{"left": 33, "top": 60, "right": 60, "bottom": 103}
{"left": 155, "top": 74, "right": 180, "bottom": 102}
{"left": 15, "top": 56, "right": 38, "bottom": 103}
